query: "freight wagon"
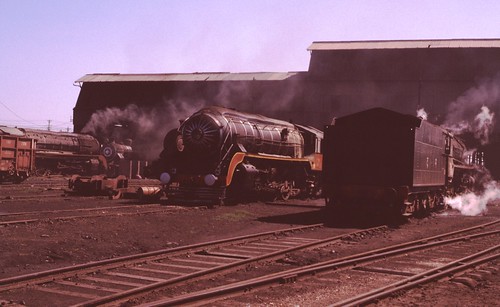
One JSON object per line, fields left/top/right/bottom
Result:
{"left": 0, "top": 127, "right": 35, "bottom": 182}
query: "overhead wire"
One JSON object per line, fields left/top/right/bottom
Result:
{"left": 0, "top": 100, "right": 39, "bottom": 126}
{"left": 0, "top": 100, "right": 73, "bottom": 131}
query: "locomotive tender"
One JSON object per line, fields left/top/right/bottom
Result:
{"left": 158, "top": 106, "right": 323, "bottom": 205}
{"left": 322, "top": 107, "right": 478, "bottom": 216}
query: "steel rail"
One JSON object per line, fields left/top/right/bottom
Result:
{"left": 0, "top": 208, "right": 170, "bottom": 226}
{"left": 0, "top": 223, "right": 324, "bottom": 289}
{"left": 142, "top": 223, "right": 499, "bottom": 306}
{"left": 73, "top": 226, "right": 386, "bottom": 307}
{"left": 0, "top": 204, "right": 162, "bottom": 217}
{"left": 335, "top": 245, "right": 500, "bottom": 307}
{"left": 0, "top": 193, "right": 64, "bottom": 201}
{"left": 293, "top": 218, "right": 500, "bottom": 272}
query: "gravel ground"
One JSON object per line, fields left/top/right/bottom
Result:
{"left": 0, "top": 179, "right": 498, "bottom": 306}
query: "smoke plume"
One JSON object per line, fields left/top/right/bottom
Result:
{"left": 445, "top": 106, "right": 495, "bottom": 145}
{"left": 442, "top": 73, "right": 500, "bottom": 215}
{"left": 473, "top": 105, "right": 495, "bottom": 144}
{"left": 80, "top": 78, "right": 300, "bottom": 162}
{"left": 416, "top": 108, "right": 428, "bottom": 120}
{"left": 82, "top": 100, "right": 204, "bottom": 160}
{"left": 443, "top": 73, "right": 500, "bottom": 145}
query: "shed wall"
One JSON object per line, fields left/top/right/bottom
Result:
{"left": 73, "top": 42, "right": 500, "bottom": 177}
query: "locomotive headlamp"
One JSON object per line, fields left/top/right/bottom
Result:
{"left": 204, "top": 174, "right": 217, "bottom": 186}
{"left": 176, "top": 135, "right": 184, "bottom": 152}
{"left": 160, "top": 172, "right": 171, "bottom": 184}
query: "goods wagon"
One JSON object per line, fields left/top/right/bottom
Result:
{"left": 0, "top": 127, "right": 35, "bottom": 182}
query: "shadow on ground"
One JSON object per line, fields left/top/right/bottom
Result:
{"left": 258, "top": 208, "right": 407, "bottom": 229}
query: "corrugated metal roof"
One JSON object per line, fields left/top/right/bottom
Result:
{"left": 75, "top": 72, "right": 300, "bottom": 83}
{"left": 308, "top": 39, "right": 500, "bottom": 51}
{"left": 0, "top": 126, "right": 25, "bottom": 136}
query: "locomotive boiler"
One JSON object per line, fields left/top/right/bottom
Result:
{"left": 157, "top": 106, "right": 323, "bottom": 205}
{"left": 322, "top": 107, "right": 479, "bottom": 217}
{"left": 20, "top": 128, "right": 107, "bottom": 175}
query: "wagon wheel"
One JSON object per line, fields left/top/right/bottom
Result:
{"left": 8, "top": 164, "right": 16, "bottom": 176}
{"left": 417, "top": 198, "right": 423, "bottom": 213}
{"left": 406, "top": 195, "right": 416, "bottom": 214}
{"left": 280, "top": 185, "right": 291, "bottom": 201}
{"left": 430, "top": 194, "right": 439, "bottom": 209}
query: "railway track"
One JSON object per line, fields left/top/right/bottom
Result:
{"left": 136, "top": 219, "right": 499, "bottom": 306}
{"left": 0, "top": 177, "right": 161, "bottom": 202}
{"left": 0, "top": 224, "right": 387, "bottom": 306}
{"left": 0, "top": 204, "right": 178, "bottom": 226}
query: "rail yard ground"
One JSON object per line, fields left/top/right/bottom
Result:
{"left": 0, "top": 177, "right": 498, "bottom": 306}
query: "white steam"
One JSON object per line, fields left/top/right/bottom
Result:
{"left": 445, "top": 106, "right": 495, "bottom": 145}
{"left": 445, "top": 180, "right": 500, "bottom": 216}
{"left": 442, "top": 74, "right": 500, "bottom": 216}
{"left": 473, "top": 105, "right": 495, "bottom": 144}
{"left": 443, "top": 73, "right": 500, "bottom": 145}
{"left": 416, "top": 108, "right": 428, "bottom": 120}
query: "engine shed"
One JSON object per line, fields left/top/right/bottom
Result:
{"left": 73, "top": 39, "right": 500, "bottom": 177}
{"left": 306, "top": 39, "right": 500, "bottom": 122}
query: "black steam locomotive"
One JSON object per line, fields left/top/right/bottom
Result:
{"left": 0, "top": 126, "right": 133, "bottom": 182}
{"left": 157, "top": 106, "right": 323, "bottom": 205}
{"left": 322, "top": 108, "right": 480, "bottom": 217}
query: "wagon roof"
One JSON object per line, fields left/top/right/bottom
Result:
{"left": 0, "top": 126, "right": 25, "bottom": 136}
{"left": 332, "top": 108, "right": 422, "bottom": 128}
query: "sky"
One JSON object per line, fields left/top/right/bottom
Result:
{"left": 1, "top": 1, "right": 500, "bottom": 132}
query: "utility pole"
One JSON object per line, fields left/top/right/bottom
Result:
{"left": 47, "top": 120, "right": 51, "bottom": 131}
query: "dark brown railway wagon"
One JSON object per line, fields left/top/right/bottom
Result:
{"left": 0, "top": 128, "right": 35, "bottom": 182}
{"left": 323, "top": 108, "right": 468, "bottom": 216}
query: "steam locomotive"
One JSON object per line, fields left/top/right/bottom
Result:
{"left": 322, "top": 108, "right": 481, "bottom": 217}
{"left": 157, "top": 106, "right": 323, "bottom": 205}
{"left": 0, "top": 126, "right": 133, "bottom": 182}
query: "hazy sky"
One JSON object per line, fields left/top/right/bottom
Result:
{"left": 1, "top": 0, "right": 500, "bottom": 131}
